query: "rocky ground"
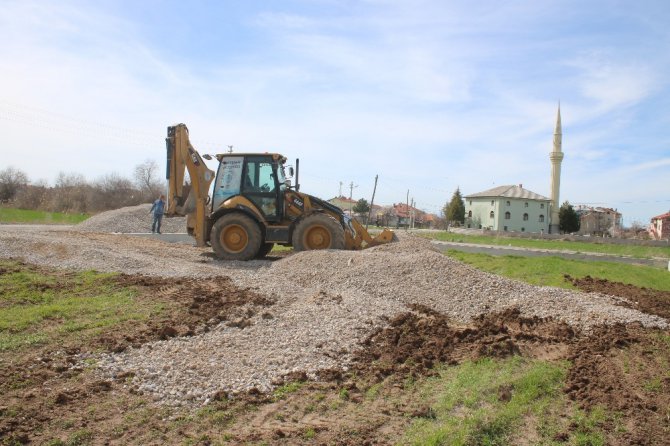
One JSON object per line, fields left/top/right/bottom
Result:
{"left": 1, "top": 206, "right": 669, "bottom": 444}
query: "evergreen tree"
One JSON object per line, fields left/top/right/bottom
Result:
{"left": 353, "top": 198, "right": 370, "bottom": 215}
{"left": 443, "top": 187, "right": 465, "bottom": 225}
{"left": 559, "top": 201, "right": 580, "bottom": 233}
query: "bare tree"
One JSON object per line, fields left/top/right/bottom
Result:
{"left": 49, "top": 172, "right": 91, "bottom": 213}
{"left": 0, "top": 167, "right": 29, "bottom": 202}
{"left": 14, "top": 179, "right": 48, "bottom": 209}
{"left": 134, "top": 159, "right": 162, "bottom": 199}
{"left": 95, "top": 173, "right": 140, "bottom": 211}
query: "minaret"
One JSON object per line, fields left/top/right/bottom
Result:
{"left": 549, "top": 104, "right": 564, "bottom": 234}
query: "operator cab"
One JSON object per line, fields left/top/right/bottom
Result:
{"left": 212, "top": 153, "right": 288, "bottom": 222}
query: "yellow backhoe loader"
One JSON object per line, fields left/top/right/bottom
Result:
{"left": 165, "top": 123, "right": 395, "bottom": 260}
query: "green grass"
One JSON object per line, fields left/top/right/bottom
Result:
{"left": 403, "top": 356, "right": 606, "bottom": 445}
{"left": 421, "top": 232, "right": 670, "bottom": 260}
{"left": 0, "top": 260, "right": 160, "bottom": 352}
{"left": 272, "top": 381, "right": 304, "bottom": 401}
{"left": 0, "top": 208, "right": 89, "bottom": 225}
{"left": 447, "top": 251, "right": 670, "bottom": 291}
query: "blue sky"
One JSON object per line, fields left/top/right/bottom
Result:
{"left": 1, "top": 0, "right": 668, "bottom": 225}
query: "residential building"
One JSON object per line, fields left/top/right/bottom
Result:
{"left": 575, "top": 206, "right": 622, "bottom": 236}
{"left": 327, "top": 196, "right": 357, "bottom": 216}
{"left": 464, "top": 185, "right": 551, "bottom": 233}
{"left": 649, "top": 211, "right": 670, "bottom": 240}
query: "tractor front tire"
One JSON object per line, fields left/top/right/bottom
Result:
{"left": 293, "top": 213, "right": 345, "bottom": 252}
{"left": 211, "top": 213, "right": 262, "bottom": 260}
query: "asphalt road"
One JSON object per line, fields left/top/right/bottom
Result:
{"left": 431, "top": 240, "right": 668, "bottom": 268}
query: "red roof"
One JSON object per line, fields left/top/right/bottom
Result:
{"left": 651, "top": 211, "right": 670, "bottom": 221}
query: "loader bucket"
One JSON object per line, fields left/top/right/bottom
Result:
{"left": 367, "top": 228, "right": 397, "bottom": 247}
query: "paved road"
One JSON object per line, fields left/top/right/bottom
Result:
{"left": 431, "top": 240, "right": 669, "bottom": 268}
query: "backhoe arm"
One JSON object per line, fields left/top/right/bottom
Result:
{"left": 165, "top": 123, "right": 215, "bottom": 247}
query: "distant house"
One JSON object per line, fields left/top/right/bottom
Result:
{"left": 464, "top": 185, "right": 551, "bottom": 233}
{"left": 575, "top": 206, "right": 622, "bottom": 236}
{"left": 649, "top": 211, "right": 670, "bottom": 240}
{"left": 327, "top": 196, "right": 357, "bottom": 216}
{"left": 377, "top": 203, "right": 429, "bottom": 228}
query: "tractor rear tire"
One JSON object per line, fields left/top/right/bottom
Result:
{"left": 211, "top": 213, "right": 262, "bottom": 260}
{"left": 293, "top": 213, "right": 345, "bottom": 252}
{"left": 256, "top": 243, "right": 274, "bottom": 258}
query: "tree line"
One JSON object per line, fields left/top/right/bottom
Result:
{"left": 0, "top": 160, "right": 163, "bottom": 214}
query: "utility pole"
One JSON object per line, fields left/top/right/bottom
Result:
{"left": 367, "top": 175, "right": 378, "bottom": 230}
{"left": 339, "top": 181, "right": 343, "bottom": 197}
{"left": 349, "top": 181, "right": 358, "bottom": 215}
{"left": 406, "top": 190, "right": 409, "bottom": 231}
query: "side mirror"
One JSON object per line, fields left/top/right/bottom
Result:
{"left": 285, "top": 179, "right": 292, "bottom": 188}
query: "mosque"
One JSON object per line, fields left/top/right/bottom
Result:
{"left": 464, "top": 106, "right": 564, "bottom": 234}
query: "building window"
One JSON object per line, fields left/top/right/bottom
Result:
{"left": 540, "top": 203, "right": 545, "bottom": 209}
{"left": 506, "top": 200, "right": 511, "bottom": 206}
{"left": 490, "top": 211, "right": 494, "bottom": 219}
{"left": 505, "top": 211, "right": 511, "bottom": 220}
{"left": 491, "top": 200, "right": 494, "bottom": 206}
{"left": 523, "top": 213, "right": 529, "bottom": 221}
{"left": 521, "top": 227, "right": 525, "bottom": 232}
{"left": 468, "top": 210, "right": 472, "bottom": 217}
{"left": 469, "top": 200, "right": 472, "bottom": 205}
{"left": 524, "top": 202, "right": 528, "bottom": 208}
{"left": 503, "top": 226, "right": 508, "bottom": 231}
{"left": 539, "top": 214, "right": 545, "bottom": 223}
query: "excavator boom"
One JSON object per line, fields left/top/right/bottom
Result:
{"left": 165, "top": 124, "right": 215, "bottom": 247}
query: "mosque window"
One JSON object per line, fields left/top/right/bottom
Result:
{"left": 491, "top": 200, "right": 494, "bottom": 206}
{"left": 524, "top": 202, "right": 529, "bottom": 208}
{"left": 490, "top": 211, "right": 494, "bottom": 219}
{"left": 504, "top": 226, "right": 508, "bottom": 231}
{"left": 523, "top": 213, "right": 529, "bottom": 221}
{"left": 506, "top": 201, "right": 511, "bottom": 206}
{"left": 539, "top": 214, "right": 545, "bottom": 223}
{"left": 540, "top": 203, "right": 545, "bottom": 209}
{"left": 468, "top": 211, "right": 472, "bottom": 217}
{"left": 504, "top": 212, "right": 511, "bottom": 220}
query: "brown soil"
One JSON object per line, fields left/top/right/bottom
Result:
{"left": 565, "top": 323, "right": 670, "bottom": 446}
{"left": 566, "top": 274, "right": 670, "bottom": 320}
{"left": 2, "top": 271, "right": 669, "bottom": 445}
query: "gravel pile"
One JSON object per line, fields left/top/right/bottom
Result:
{"left": 75, "top": 204, "right": 186, "bottom": 233}
{"left": 0, "top": 228, "right": 666, "bottom": 407}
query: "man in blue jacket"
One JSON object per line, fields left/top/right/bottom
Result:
{"left": 149, "top": 195, "right": 166, "bottom": 234}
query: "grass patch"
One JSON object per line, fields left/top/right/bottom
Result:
{"left": 422, "top": 232, "right": 670, "bottom": 260}
{"left": 0, "top": 260, "right": 160, "bottom": 352}
{"left": 404, "top": 357, "right": 605, "bottom": 445}
{"left": 0, "top": 207, "right": 89, "bottom": 225}
{"left": 272, "top": 381, "right": 304, "bottom": 401}
{"left": 446, "top": 251, "right": 670, "bottom": 291}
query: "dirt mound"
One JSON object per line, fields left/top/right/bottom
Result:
{"left": 75, "top": 204, "right": 186, "bottom": 233}
{"left": 353, "top": 306, "right": 577, "bottom": 380}
{"left": 565, "top": 323, "right": 670, "bottom": 445}
{"left": 566, "top": 274, "right": 670, "bottom": 320}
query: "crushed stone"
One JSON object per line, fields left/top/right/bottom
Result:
{"left": 75, "top": 204, "right": 186, "bottom": 233}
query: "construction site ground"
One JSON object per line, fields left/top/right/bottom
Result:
{"left": 0, "top": 208, "right": 669, "bottom": 445}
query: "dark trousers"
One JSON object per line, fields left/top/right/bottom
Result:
{"left": 152, "top": 214, "right": 163, "bottom": 233}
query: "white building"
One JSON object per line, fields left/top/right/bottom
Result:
{"left": 465, "top": 185, "right": 551, "bottom": 233}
